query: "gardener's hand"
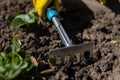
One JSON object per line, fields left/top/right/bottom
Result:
{"left": 32, "top": 0, "right": 60, "bottom": 19}
{"left": 99, "top": 0, "right": 106, "bottom": 5}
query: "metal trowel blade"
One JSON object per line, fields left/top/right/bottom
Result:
{"left": 48, "top": 42, "right": 93, "bottom": 60}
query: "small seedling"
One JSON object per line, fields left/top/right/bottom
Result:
{"left": 10, "top": 8, "right": 38, "bottom": 28}
{"left": 0, "top": 35, "right": 35, "bottom": 80}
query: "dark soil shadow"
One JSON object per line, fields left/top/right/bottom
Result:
{"left": 105, "top": 0, "right": 120, "bottom": 14}
{"left": 23, "top": 22, "right": 51, "bottom": 36}
{"left": 59, "top": 1, "right": 94, "bottom": 44}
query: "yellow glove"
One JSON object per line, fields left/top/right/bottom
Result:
{"left": 99, "top": 0, "right": 106, "bottom": 5}
{"left": 33, "top": 0, "right": 60, "bottom": 19}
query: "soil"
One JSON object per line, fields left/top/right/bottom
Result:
{"left": 0, "top": 0, "right": 120, "bottom": 80}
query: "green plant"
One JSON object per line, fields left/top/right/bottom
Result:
{"left": 10, "top": 8, "right": 38, "bottom": 28}
{"left": 0, "top": 35, "right": 35, "bottom": 80}
{"left": 49, "top": 56, "right": 57, "bottom": 66}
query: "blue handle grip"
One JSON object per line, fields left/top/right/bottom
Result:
{"left": 47, "top": 8, "right": 58, "bottom": 21}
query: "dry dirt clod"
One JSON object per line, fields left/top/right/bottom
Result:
{"left": 82, "top": 30, "right": 91, "bottom": 40}
{"left": 30, "top": 56, "right": 38, "bottom": 66}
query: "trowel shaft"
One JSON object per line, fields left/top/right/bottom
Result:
{"left": 47, "top": 7, "right": 72, "bottom": 47}
{"left": 52, "top": 17, "right": 72, "bottom": 47}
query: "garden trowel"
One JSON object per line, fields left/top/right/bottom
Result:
{"left": 46, "top": 7, "right": 93, "bottom": 62}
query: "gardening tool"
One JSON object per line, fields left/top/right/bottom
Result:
{"left": 46, "top": 7, "right": 93, "bottom": 61}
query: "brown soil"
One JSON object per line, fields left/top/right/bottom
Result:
{"left": 0, "top": 0, "right": 120, "bottom": 80}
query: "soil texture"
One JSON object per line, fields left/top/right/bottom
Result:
{"left": 0, "top": 0, "right": 120, "bottom": 80}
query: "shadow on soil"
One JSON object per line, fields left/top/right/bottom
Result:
{"left": 105, "top": 0, "right": 120, "bottom": 14}
{"left": 60, "top": 1, "right": 94, "bottom": 44}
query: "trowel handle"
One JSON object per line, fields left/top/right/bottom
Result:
{"left": 47, "top": 7, "right": 73, "bottom": 47}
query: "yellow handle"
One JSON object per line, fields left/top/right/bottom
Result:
{"left": 99, "top": 0, "right": 106, "bottom": 5}
{"left": 32, "top": 0, "right": 60, "bottom": 19}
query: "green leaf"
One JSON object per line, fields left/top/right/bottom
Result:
{"left": 28, "top": 8, "right": 38, "bottom": 18}
{"left": 9, "top": 53, "right": 23, "bottom": 66}
{"left": 0, "top": 52, "right": 10, "bottom": 65}
{"left": 0, "top": 74, "right": 6, "bottom": 80}
{"left": 15, "top": 14, "right": 35, "bottom": 23}
{"left": 7, "top": 66, "right": 22, "bottom": 79}
{"left": 10, "top": 35, "right": 21, "bottom": 53}
{"left": 49, "top": 56, "right": 57, "bottom": 66}
{"left": 11, "top": 18, "right": 27, "bottom": 28}
{"left": 0, "top": 66, "right": 6, "bottom": 72}
{"left": 0, "top": 52, "right": 6, "bottom": 59}
{"left": 0, "top": 35, "right": 35, "bottom": 79}
{"left": 21, "top": 62, "right": 28, "bottom": 69}
{"left": 0, "top": 52, "right": 34, "bottom": 79}
{"left": 11, "top": 8, "right": 38, "bottom": 28}
{"left": 11, "top": 14, "right": 36, "bottom": 28}
{"left": 23, "top": 58, "right": 34, "bottom": 71}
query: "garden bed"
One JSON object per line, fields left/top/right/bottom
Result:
{"left": 0, "top": 0, "right": 120, "bottom": 80}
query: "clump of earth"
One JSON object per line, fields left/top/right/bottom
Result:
{"left": 0, "top": 0, "right": 120, "bottom": 80}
